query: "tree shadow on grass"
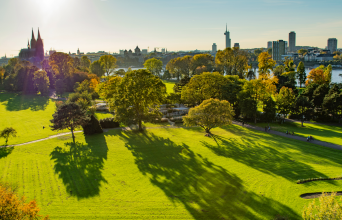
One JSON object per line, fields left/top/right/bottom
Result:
{"left": 117, "top": 130, "right": 300, "bottom": 219}
{"left": 50, "top": 134, "right": 108, "bottom": 199}
{"left": 0, "top": 92, "right": 49, "bottom": 111}
{"left": 204, "top": 127, "right": 334, "bottom": 183}
{"left": 0, "top": 147, "right": 14, "bottom": 159}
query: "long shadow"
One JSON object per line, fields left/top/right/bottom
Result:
{"left": 211, "top": 126, "right": 342, "bottom": 182}
{"left": 117, "top": 130, "right": 300, "bottom": 219}
{"left": 0, "top": 147, "right": 14, "bottom": 159}
{"left": 50, "top": 134, "right": 108, "bottom": 199}
{"left": 0, "top": 92, "right": 49, "bottom": 111}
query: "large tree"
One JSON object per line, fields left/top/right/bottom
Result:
{"left": 111, "top": 69, "right": 166, "bottom": 131}
{"left": 166, "top": 56, "right": 192, "bottom": 80}
{"left": 33, "top": 70, "right": 50, "bottom": 95}
{"left": 297, "top": 61, "right": 306, "bottom": 88}
{"left": 191, "top": 54, "right": 214, "bottom": 74}
{"left": 50, "top": 103, "right": 88, "bottom": 143}
{"left": 306, "top": 65, "right": 332, "bottom": 86}
{"left": 294, "top": 95, "right": 313, "bottom": 127}
{"left": 144, "top": 58, "right": 163, "bottom": 77}
{"left": 99, "top": 55, "right": 117, "bottom": 76}
{"left": 276, "top": 87, "right": 296, "bottom": 123}
{"left": 215, "top": 47, "right": 249, "bottom": 78}
{"left": 0, "top": 127, "right": 17, "bottom": 145}
{"left": 90, "top": 60, "right": 105, "bottom": 77}
{"left": 183, "top": 98, "right": 234, "bottom": 134}
{"left": 80, "top": 56, "right": 91, "bottom": 69}
{"left": 49, "top": 52, "right": 74, "bottom": 79}
{"left": 258, "top": 52, "right": 276, "bottom": 77}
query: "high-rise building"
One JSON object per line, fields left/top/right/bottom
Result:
{"left": 141, "top": 49, "right": 148, "bottom": 55}
{"left": 224, "top": 24, "right": 231, "bottom": 48}
{"left": 272, "top": 40, "right": 286, "bottom": 61}
{"left": 289, "top": 31, "right": 296, "bottom": 52}
{"left": 267, "top": 41, "right": 272, "bottom": 49}
{"left": 212, "top": 43, "right": 217, "bottom": 53}
{"left": 327, "top": 38, "right": 338, "bottom": 53}
{"left": 234, "top": 43, "right": 240, "bottom": 48}
{"left": 161, "top": 48, "right": 166, "bottom": 54}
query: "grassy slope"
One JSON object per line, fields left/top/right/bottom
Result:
{"left": 1, "top": 125, "right": 342, "bottom": 219}
{"left": 162, "top": 80, "right": 176, "bottom": 94}
{"left": 257, "top": 122, "right": 342, "bottom": 146}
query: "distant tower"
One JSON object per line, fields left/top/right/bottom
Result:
{"left": 267, "top": 41, "right": 272, "bottom": 49}
{"left": 234, "top": 43, "right": 240, "bottom": 49}
{"left": 27, "top": 40, "right": 30, "bottom": 49}
{"left": 35, "top": 28, "right": 44, "bottom": 61}
{"left": 77, "top": 48, "right": 80, "bottom": 55}
{"left": 224, "top": 24, "right": 231, "bottom": 48}
{"left": 30, "top": 28, "right": 36, "bottom": 49}
{"left": 289, "top": 31, "right": 296, "bottom": 52}
{"left": 327, "top": 38, "right": 338, "bottom": 53}
{"left": 212, "top": 43, "right": 217, "bottom": 53}
{"left": 272, "top": 40, "right": 286, "bottom": 61}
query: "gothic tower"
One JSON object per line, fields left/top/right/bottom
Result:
{"left": 35, "top": 28, "right": 44, "bottom": 62}
{"left": 30, "top": 28, "right": 36, "bottom": 49}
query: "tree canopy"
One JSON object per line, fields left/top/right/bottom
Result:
{"left": 144, "top": 58, "right": 163, "bottom": 77}
{"left": 0, "top": 127, "right": 17, "bottom": 145}
{"left": 99, "top": 55, "right": 117, "bottom": 77}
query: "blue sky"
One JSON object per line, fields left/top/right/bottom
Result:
{"left": 0, "top": 0, "right": 341, "bottom": 57}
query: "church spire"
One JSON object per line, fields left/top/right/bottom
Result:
{"left": 31, "top": 28, "right": 35, "bottom": 40}
{"left": 28, "top": 39, "right": 30, "bottom": 49}
{"left": 37, "top": 28, "right": 41, "bottom": 40}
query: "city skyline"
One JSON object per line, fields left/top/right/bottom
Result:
{"left": 1, "top": 0, "right": 342, "bottom": 57}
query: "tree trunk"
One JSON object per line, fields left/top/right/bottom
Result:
{"left": 301, "top": 120, "right": 304, "bottom": 127}
{"left": 71, "top": 128, "right": 75, "bottom": 143}
{"left": 138, "top": 120, "right": 142, "bottom": 131}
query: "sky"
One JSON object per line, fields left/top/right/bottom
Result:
{"left": 1, "top": 0, "right": 342, "bottom": 57}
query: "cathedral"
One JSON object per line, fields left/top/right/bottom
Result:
{"left": 19, "top": 28, "right": 44, "bottom": 62}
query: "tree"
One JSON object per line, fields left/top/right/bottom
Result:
{"left": 302, "top": 192, "right": 342, "bottom": 220}
{"left": 0, "top": 127, "right": 17, "bottom": 145}
{"left": 297, "top": 61, "right": 306, "bottom": 88}
{"left": 215, "top": 47, "right": 249, "bottom": 78}
{"left": 258, "top": 52, "right": 276, "bottom": 77}
{"left": 111, "top": 69, "right": 166, "bottom": 131}
{"left": 33, "top": 70, "right": 50, "bottom": 95}
{"left": 298, "top": 49, "right": 308, "bottom": 56}
{"left": 96, "top": 76, "right": 122, "bottom": 102}
{"left": 0, "top": 182, "right": 49, "bottom": 220}
{"left": 99, "top": 55, "right": 117, "bottom": 76}
{"left": 183, "top": 98, "right": 234, "bottom": 134}
{"left": 173, "top": 76, "right": 190, "bottom": 93}
{"left": 0, "top": 67, "right": 4, "bottom": 84}
{"left": 263, "top": 96, "right": 277, "bottom": 122}
{"left": 50, "top": 103, "right": 88, "bottom": 143}
{"left": 276, "top": 87, "right": 296, "bottom": 123}
{"left": 191, "top": 54, "right": 214, "bottom": 74}
{"left": 162, "top": 70, "right": 171, "bottom": 80}
{"left": 166, "top": 56, "right": 192, "bottom": 80}
{"left": 90, "top": 60, "right": 105, "bottom": 77}
{"left": 295, "top": 95, "right": 312, "bottom": 126}
{"left": 49, "top": 52, "right": 74, "bottom": 79}
{"left": 115, "top": 69, "right": 126, "bottom": 76}
{"left": 80, "top": 56, "right": 91, "bottom": 69}
{"left": 144, "top": 58, "right": 163, "bottom": 77}
{"left": 306, "top": 65, "right": 332, "bottom": 86}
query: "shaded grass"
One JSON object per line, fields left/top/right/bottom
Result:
{"left": 256, "top": 121, "right": 342, "bottom": 146}
{"left": 1, "top": 125, "right": 342, "bottom": 219}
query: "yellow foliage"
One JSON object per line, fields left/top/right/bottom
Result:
{"left": 302, "top": 192, "right": 342, "bottom": 220}
{"left": 306, "top": 65, "right": 332, "bottom": 86}
{"left": 0, "top": 182, "right": 49, "bottom": 219}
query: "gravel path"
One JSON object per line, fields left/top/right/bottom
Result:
{"left": 233, "top": 121, "right": 342, "bottom": 151}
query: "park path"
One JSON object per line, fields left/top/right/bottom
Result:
{"left": 232, "top": 121, "right": 342, "bottom": 151}
{"left": 1, "top": 123, "right": 342, "bottom": 152}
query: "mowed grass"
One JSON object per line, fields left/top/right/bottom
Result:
{"left": 257, "top": 121, "right": 342, "bottom": 146}
{"left": 162, "top": 80, "right": 176, "bottom": 94}
{"left": 0, "top": 92, "right": 70, "bottom": 145}
{"left": 1, "top": 125, "right": 342, "bottom": 219}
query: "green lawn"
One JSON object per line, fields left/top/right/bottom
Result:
{"left": 257, "top": 121, "right": 342, "bottom": 146}
{"left": 2, "top": 125, "right": 342, "bottom": 219}
{"left": 162, "top": 80, "right": 176, "bottom": 94}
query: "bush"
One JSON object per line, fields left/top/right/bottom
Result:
{"left": 99, "top": 117, "right": 120, "bottom": 129}
{"left": 82, "top": 115, "right": 103, "bottom": 135}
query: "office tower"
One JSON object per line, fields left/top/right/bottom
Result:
{"left": 327, "top": 38, "right": 338, "bottom": 53}
{"left": 289, "top": 31, "right": 296, "bottom": 52}
{"left": 272, "top": 40, "right": 286, "bottom": 61}
{"left": 224, "top": 24, "right": 231, "bottom": 48}
{"left": 234, "top": 43, "right": 240, "bottom": 48}
{"left": 267, "top": 41, "right": 272, "bottom": 49}
{"left": 212, "top": 43, "right": 217, "bottom": 53}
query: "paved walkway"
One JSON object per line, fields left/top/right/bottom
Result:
{"left": 1, "top": 123, "right": 342, "bottom": 152}
{"left": 233, "top": 121, "right": 342, "bottom": 151}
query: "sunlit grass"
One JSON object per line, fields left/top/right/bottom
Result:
{"left": 162, "top": 80, "right": 176, "bottom": 94}
{"left": 1, "top": 125, "right": 342, "bottom": 219}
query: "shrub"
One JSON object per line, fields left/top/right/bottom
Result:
{"left": 99, "top": 117, "right": 120, "bottom": 129}
{"left": 82, "top": 115, "right": 103, "bottom": 135}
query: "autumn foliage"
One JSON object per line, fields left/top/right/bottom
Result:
{"left": 0, "top": 182, "right": 49, "bottom": 219}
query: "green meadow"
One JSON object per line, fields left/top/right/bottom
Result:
{"left": 1, "top": 125, "right": 342, "bottom": 219}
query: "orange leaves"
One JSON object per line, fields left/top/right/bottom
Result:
{"left": 306, "top": 65, "right": 332, "bottom": 86}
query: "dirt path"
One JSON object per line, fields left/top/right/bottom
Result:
{"left": 1, "top": 122, "right": 342, "bottom": 151}
{"left": 233, "top": 121, "right": 342, "bottom": 151}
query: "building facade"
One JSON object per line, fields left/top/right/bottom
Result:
{"left": 289, "top": 31, "right": 296, "bottom": 52}
{"left": 212, "top": 43, "right": 217, "bottom": 53}
{"left": 224, "top": 24, "right": 231, "bottom": 48}
{"left": 234, "top": 43, "right": 240, "bottom": 48}
{"left": 19, "top": 28, "right": 44, "bottom": 62}
{"left": 327, "top": 38, "right": 338, "bottom": 53}
{"left": 267, "top": 41, "right": 272, "bottom": 49}
{"left": 272, "top": 40, "right": 286, "bottom": 61}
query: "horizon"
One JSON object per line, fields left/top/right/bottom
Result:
{"left": 1, "top": 0, "right": 341, "bottom": 57}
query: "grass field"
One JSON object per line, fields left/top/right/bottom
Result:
{"left": 162, "top": 80, "right": 176, "bottom": 94}
{"left": 257, "top": 121, "right": 342, "bottom": 146}
{"left": 1, "top": 125, "right": 342, "bottom": 219}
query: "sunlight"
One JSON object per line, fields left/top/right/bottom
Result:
{"left": 34, "top": 0, "right": 66, "bottom": 15}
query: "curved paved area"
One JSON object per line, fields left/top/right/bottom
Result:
{"left": 233, "top": 121, "right": 342, "bottom": 151}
